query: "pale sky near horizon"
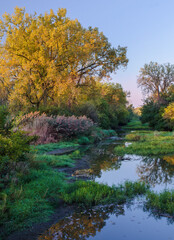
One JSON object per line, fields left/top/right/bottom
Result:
{"left": 1, "top": 0, "right": 174, "bottom": 107}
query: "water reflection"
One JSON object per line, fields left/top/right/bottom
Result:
{"left": 85, "top": 140, "right": 174, "bottom": 191}
{"left": 39, "top": 200, "right": 174, "bottom": 240}
{"left": 38, "top": 205, "right": 124, "bottom": 240}
{"left": 137, "top": 156, "right": 174, "bottom": 187}
{"left": 39, "top": 138, "right": 174, "bottom": 240}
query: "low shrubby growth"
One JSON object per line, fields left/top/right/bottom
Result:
{"left": 0, "top": 132, "right": 32, "bottom": 189}
{"left": 14, "top": 112, "right": 94, "bottom": 144}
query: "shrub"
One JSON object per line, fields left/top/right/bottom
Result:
{"left": 15, "top": 112, "right": 94, "bottom": 144}
{"left": 77, "top": 136, "right": 90, "bottom": 145}
{"left": 0, "top": 132, "right": 31, "bottom": 189}
{"left": 55, "top": 115, "right": 94, "bottom": 137}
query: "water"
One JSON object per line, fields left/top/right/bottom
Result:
{"left": 87, "top": 139, "right": 174, "bottom": 192}
{"left": 39, "top": 137, "right": 174, "bottom": 240}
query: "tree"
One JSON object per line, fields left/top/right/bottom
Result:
{"left": 163, "top": 102, "right": 174, "bottom": 129}
{"left": 137, "top": 62, "right": 174, "bottom": 103}
{"left": 0, "top": 7, "right": 128, "bottom": 109}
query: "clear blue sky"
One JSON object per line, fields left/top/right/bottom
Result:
{"left": 1, "top": 0, "right": 174, "bottom": 107}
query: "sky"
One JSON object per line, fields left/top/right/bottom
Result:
{"left": 1, "top": 0, "right": 174, "bottom": 107}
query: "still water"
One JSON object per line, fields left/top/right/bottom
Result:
{"left": 39, "top": 137, "right": 174, "bottom": 240}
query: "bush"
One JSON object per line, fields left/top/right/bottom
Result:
{"left": 15, "top": 112, "right": 94, "bottom": 144}
{"left": 77, "top": 136, "right": 90, "bottom": 145}
{"left": 0, "top": 132, "right": 31, "bottom": 189}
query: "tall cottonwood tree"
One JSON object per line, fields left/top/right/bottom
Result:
{"left": 0, "top": 7, "right": 128, "bottom": 109}
{"left": 137, "top": 62, "right": 174, "bottom": 103}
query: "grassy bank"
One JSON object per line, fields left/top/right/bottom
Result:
{"left": 0, "top": 128, "right": 116, "bottom": 239}
{"left": 115, "top": 130, "right": 174, "bottom": 156}
{"left": 1, "top": 128, "right": 174, "bottom": 239}
{"left": 122, "top": 118, "right": 150, "bottom": 130}
{"left": 0, "top": 141, "right": 80, "bottom": 239}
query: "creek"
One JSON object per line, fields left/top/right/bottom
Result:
{"left": 39, "top": 135, "right": 174, "bottom": 240}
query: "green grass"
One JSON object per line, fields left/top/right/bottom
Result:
{"left": 146, "top": 190, "right": 174, "bottom": 215}
{"left": 61, "top": 180, "right": 149, "bottom": 207}
{"left": 0, "top": 141, "right": 80, "bottom": 239}
{"left": 115, "top": 131, "right": 174, "bottom": 156}
{"left": 0, "top": 168, "right": 66, "bottom": 238}
{"left": 123, "top": 119, "right": 150, "bottom": 130}
{"left": 31, "top": 142, "right": 79, "bottom": 155}
{"left": 62, "top": 180, "right": 174, "bottom": 217}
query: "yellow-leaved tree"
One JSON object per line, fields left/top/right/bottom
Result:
{"left": 163, "top": 102, "right": 174, "bottom": 123}
{"left": 0, "top": 7, "right": 128, "bottom": 109}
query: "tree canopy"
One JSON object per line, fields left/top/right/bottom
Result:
{"left": 137, "top": 62, "right": 174, "bottom": 103}
{"left": 0, "top": 7, "right": 128, "bottom": 109}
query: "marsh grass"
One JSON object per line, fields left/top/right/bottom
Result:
{"left": 61, "top": 180, "right": 149, "bottom": 207}
{"left": 146, "top": 190, "right": 174, "bottom": 215}
{"left": 115, "top": 131, "right": 174, "bottom": 156}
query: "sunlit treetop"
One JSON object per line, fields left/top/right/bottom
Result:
{"left": 0, "top": 7, "right": 128, "bottom": 108}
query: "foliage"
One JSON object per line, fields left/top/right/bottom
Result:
{"left": 0, "top": 7, "right": 128, "bottom": 109}
{"left": 163, "top": 102, "right": 174, "bottom": 129}
{"left": 77, "top": 136, "right": 90, "bottom": 145}
{"left": 146, "top": 190, "right": 174, "bottom": 215}
{"left": 0, "top": 132, "right": 33, "bottom": 191}
{"left": 138, "top": 62, "right": 174, "bottom": 131}
{"left": 15, "top": 112, "right": 94, "bottom": 144}
{"left": 115, "top": 131, "right": 174, "bottom": 156}
{"left": 123, "top": 118, "right": 150, "bottom": 130}
{"left": 0, "top": 139, "right": 80, "bottom": 239}
{"left": 0, "top": 105, "right": 11, "bottom": 134}
{"left": 62, "top": 180, "right": 148, "bottom": 207}
{"left": 0, "top": 132, "right": 31, "bottom": 162}
{"left": 137, "top": 62, "right": 174, "bottom": 103}
{"left": 74, "top": 102, "right": 98, "bottom": 123}
{"left": 141, "top": 100, "right": 172, "bottom": 130}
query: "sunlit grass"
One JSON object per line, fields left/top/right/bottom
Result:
{"left": 62, "top": 180, "right": 149, "bottom": 207}
{"left": 115, "top": 131, "right": 174, "bottom": 156}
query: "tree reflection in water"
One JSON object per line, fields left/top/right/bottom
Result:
{"left": 137, "top": 155, "right": 174, "bottom": 186}
{"left": 38, "top": 205, "right": 124, "bottom": 240}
